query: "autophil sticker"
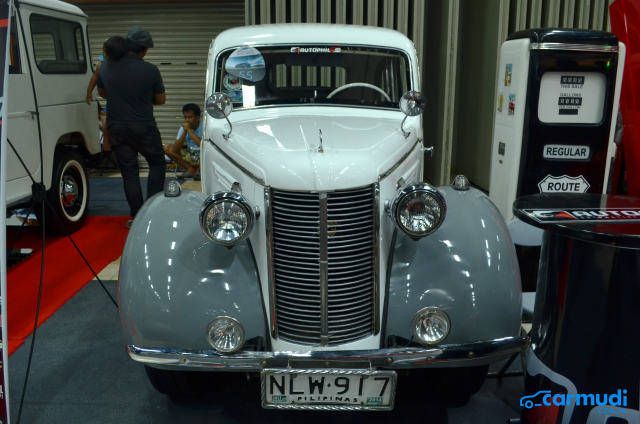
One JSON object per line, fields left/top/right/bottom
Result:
{"left": 538, "top": 175, "right": 590, "bottom": 193}
{"left": 290, "top": 47, "right": 342, "bottom": 54}
{"left": 523, "top": 208, "right": 640, "bottom": 224}
{"left": 543, "top": 144, "right": 590, "bottom": 161}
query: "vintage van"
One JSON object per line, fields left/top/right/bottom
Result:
{"left": 7, "top": 0, "right": 99, "bottom": 234}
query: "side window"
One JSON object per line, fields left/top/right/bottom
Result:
{"left": 9, "top": 11, "right": 21, "bottom": 74}
{"left": 29, "top": 14, "right": 86, "bottom": 74}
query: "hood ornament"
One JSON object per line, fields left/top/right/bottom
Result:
{"left": 317, "top": 129, "right": 324, "bottom": 153}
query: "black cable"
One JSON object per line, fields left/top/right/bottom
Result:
{"left": 15, "top": 198, "right": 45, "bottom": 424}
{"left": 48, "top": 212, "right": 118, "bottom": 308}
{"left": 6, "top": 138, "right": 35, "bottom": 185}
{"left": 14, "top": 0, "right": 43, "bottom": 181}
{"left": 10, "top": 2, "right": 115, "bottom": 421}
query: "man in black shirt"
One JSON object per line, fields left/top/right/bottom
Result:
{"left": 97, "top": 27, "right": 166, "bottom": 222}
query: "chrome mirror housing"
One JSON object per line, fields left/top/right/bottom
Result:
{"left": 399, "top": 91, "right": 426, "bottom": 138}
{"left": 206, "top": 93, "right": 233, "bottom": 140}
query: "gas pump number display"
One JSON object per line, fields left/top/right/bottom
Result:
{"left": 537, "top": 72, "right": 606, "bottom": 124}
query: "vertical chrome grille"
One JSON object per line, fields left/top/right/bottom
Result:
{"left": 270, "top": 186, "right": 376, "bottom": 346}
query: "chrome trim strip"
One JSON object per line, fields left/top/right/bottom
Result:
{"left": 378, "top": 140, "right": 420, "bottom": 181}
{"left": 530, "top": 42, "right": 618, "bottom": 52}
{"left": 265, "top": 187, "right": 277, "bottom": 338}
{"left": 207, "top": 139, "right": 266, "bottom": 185}
{"left": 373, "top": 183, "right": 380, "bottom": 335}
{"left": 319, "top": 192, "right": 329, "bottom": 346}
{"left": 261, "top": 368, "right": 397, "bottom": 411}
{"left": 128, "top": 335, "right": 528, "bottom": 370}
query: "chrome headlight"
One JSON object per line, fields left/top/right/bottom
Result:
{"left": 199, "top": 192, "right": 257, "bottom": 246}
{"left": 412, "top": 307, "right": 450, "bottom": 346}
{"left": 206, "top": 316, "right": 245, "bottom": 353}
{"left": 390, "top": 183, "right": 446, "bottom": 238}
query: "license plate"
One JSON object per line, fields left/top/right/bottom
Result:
{"left": 261, "top": 368, "right": 397, "bottom": 411}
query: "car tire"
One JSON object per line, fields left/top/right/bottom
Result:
{"left": 40, "top": 150, "right": 90, "bottom": 236}
{"left": 144, "top": 366, "right": 207, "bottom": 398}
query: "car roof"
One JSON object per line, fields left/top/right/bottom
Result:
{"left": 19, "top": 0, "right": 87, "bottom": 18}
{"left": 212, "top": 24, "right": 416, "bottom": 55}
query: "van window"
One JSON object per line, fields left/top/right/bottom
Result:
{"left": 9, "top": 13, "right": 21, "bottom": 74}
{"left": 30, "top": 14, "right": 86, "bottom": 74}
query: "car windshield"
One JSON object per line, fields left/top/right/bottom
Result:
{"left": 214, "top": 45, "right": 412, "bottom": 110}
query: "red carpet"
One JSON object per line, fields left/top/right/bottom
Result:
{"left": 6, "top": 216, "right": 129, "bottom": 355}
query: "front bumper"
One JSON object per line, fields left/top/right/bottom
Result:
{"left": 128, "top": 335, "right": 528, "bottom": 371}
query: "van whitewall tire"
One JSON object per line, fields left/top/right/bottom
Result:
{"left": 43, "top": 150, "right": 90, "bottom": 235}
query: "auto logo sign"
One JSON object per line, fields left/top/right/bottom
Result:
{"left": 538, "top": 174, "right": 590, "bottom": 194}
{"left": 523, "top": 208, "right": 640, "bottom": 224}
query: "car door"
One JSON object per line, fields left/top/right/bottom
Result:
{"left": 7, "top": 7, "right": 40, "bottom": 187}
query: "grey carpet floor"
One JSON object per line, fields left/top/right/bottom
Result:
{"left": 8, "top": 281, "right": 524, "bottom": 423}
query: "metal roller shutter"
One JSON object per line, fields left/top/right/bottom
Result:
{"left": 80, "top": 2, "right": 244, "bottom": 145}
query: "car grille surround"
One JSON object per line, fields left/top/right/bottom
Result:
{"left": 270, "top": 186, "right": 377, "bottom": 346}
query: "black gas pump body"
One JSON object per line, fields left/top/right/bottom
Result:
{"left": 509, "top": 29, "right": 619, "bottom": 197}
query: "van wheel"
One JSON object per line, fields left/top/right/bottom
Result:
{"left": 42, "top": 150, "right": 89, "bottom": 235}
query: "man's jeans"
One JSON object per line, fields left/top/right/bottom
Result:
{"left": 109, "top": 124, "right": 166, "bottom": 217}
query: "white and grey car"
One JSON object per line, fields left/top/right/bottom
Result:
{"left": 118, "top": 24, "right": 526, "bottom": 410}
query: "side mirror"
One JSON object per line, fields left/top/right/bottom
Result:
{"left": 399, "top": 91, "right": 426, "bottom": 138}
{"left": 206, "top": 93, "right": 233, "bottom": 139}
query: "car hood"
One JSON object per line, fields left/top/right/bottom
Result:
{"left": 206, "top": 107, "right": 421, "bottom": 191}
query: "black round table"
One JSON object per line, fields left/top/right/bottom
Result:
{"left": 514, "top": 194, "right": 640, "bottom": 424}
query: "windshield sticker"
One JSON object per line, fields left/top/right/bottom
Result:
{"left": 224, "top": 90, "right": 243, "bottom": 103}
{"left": 523, "top": 208, "right": 640, "bottom": 224}
{"left": 223, "top": 74, "right": 242, "bottom": 91}
{"left": 226, "top": 46, "right": 266, "bottom": 83}
{"left": 290, "top": 47, "right": 342, "bottom": 54}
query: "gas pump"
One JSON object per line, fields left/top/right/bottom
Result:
{"left": 489, "top": 29, "right": 625, "bottom": 246}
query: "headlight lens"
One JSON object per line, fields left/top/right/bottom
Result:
{"left": 391, "top": 183, "right": 446, "bottom": 238}
{"left": 200, "top": 192, "right": 256, "bottom": 245}
{"left": 206, "top": 316, "right": 245, "bottom": 353}
{"left": 412, "top": 307, "right": 450, "bottom": 346}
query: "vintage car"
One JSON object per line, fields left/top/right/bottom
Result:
{"left": 119, "top": 24, "right": 526, "bottom": 410}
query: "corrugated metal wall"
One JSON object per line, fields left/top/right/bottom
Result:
{"left": 245, "top": 0, "right": 427, "bottom": 72}
{"left": 81, "top": 2, "right": 244, "bottom": 144}
{"left": 452, "top": 0, "right": 617, "bottom": 190}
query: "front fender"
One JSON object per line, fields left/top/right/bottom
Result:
{"left": 118, "top": 190, "right": 267, "bottom": 351}
{"left": 385, "top": 186, "right": 522, "bottom": 345}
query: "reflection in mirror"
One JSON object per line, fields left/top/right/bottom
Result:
{"left": 224, "top": 46, "right": 266, "bottom": 84}
{"left": 399, "top": 90, "right": 426, "bottom": 138}
{"left": 400, "top": 90, "right": 426, "bottom": 116}
{"left": 206, "top": 93, "right": 233, "bottom": 140}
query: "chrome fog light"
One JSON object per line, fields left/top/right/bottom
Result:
{"left": 199, "top": 192, "right": 256, "bottom": 246}
{"left": 412, "top": 307, "right": 450, "bottom": 346}
{"left": 206, "top": 316, "right": 245, "bottom": 353}
{"left": 390, "top": 183, "right": 446, "bottom": 238}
